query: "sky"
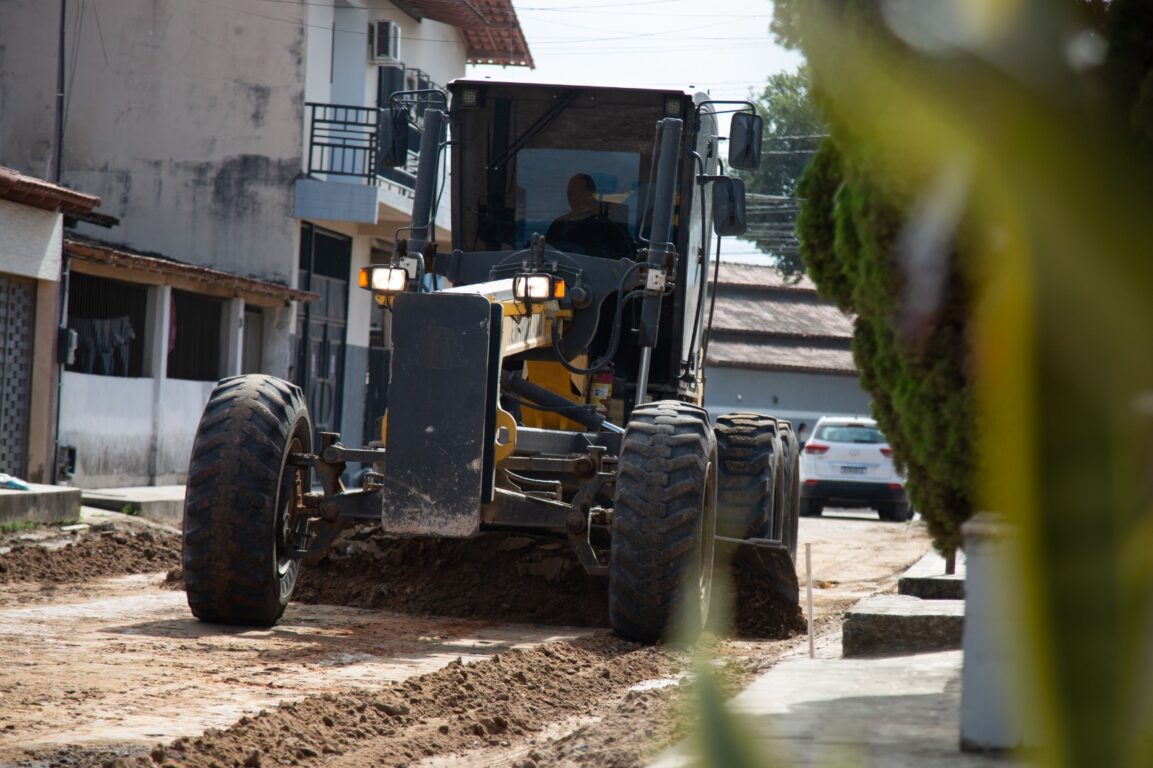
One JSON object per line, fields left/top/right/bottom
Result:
{"left": 467, "top": 0, "right": 802, "bottom": 103}
{"left": 467, "top": 0, "right": 803, "bottom": 261}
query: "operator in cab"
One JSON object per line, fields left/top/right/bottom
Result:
{"left": 546, "top": 173, "right": 634, "bottom": 260}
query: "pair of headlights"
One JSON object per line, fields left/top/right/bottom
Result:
{"left": 359, "top": 266, "right": 565, "bottom": 303}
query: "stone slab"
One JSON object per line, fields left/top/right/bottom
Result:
{"left": 0, "top": 484, "right": 81, "bottom": 525}
{"left": 80, "top": 485, "right": 185, "bottom": 526}
{"left": 843, "top": 594, "right": 965, "bottom": 657}
{"left": 899, "top": 549, "right": 967, "bottom": 600}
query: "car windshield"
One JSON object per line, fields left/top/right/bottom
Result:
{"left": 816, "top": 424, "right": 886, "bottom": 444}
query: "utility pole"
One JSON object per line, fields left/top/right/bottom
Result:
{"left": 52, "top": 0, "right": 66, "bottom": 182}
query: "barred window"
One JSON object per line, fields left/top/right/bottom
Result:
{"left": 66, "top": 273, "right": 147, "bottom": 378}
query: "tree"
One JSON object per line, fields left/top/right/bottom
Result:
{"left": 737, "top": 66, "right": 823, "bottom": 277}
{"left": 785, "top": 0, "right": 1153, "bottom": 764}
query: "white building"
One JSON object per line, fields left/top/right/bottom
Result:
{"left": 0, "top": 0, "right": 532, "bottom": 487}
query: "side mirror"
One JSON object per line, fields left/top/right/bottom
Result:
{"left": 728, "top": 112, "right": 763, "bottom": 171}
{"left": 378, "top": 105, "right": 411, "bottom": 169}
{"left": 712, "top": 177, "right": 748, "bottom": 236}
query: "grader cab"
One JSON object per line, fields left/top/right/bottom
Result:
{"left": 181, "top": 80, "right": 800, "bottom": 644}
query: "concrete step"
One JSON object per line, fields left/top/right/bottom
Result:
{"left": 80, "top": 485, "right": 185, "bottom": 526}
{"left": 842, "top": 594, "right": 965, "bottom": 657}
{"left": 0, "top": 484, "right": 82, "bottom": 526}
{"left": 898, "top": 549, "right": 966, "bottom": 600}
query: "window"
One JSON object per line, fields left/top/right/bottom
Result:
{"left": 167, "top": 290, "right": 223, "bottom": 381}
{"left": 66, "top": 273, "right": 147, "bottom": 377}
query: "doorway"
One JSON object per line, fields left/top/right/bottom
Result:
{"left": 296, "top": 224, "right": 351, "bottom": 439}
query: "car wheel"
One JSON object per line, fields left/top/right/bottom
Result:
{"left": 878, "top": 501, "right": 913, "bottom": 522}
{"left": 800, "top": 499, "right": 822, "bottom": 518}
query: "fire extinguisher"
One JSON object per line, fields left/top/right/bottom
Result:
{"left": 590, "top": 368, "right": 613, "bottom": 416}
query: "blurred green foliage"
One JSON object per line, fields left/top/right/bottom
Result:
{"left": 775, "top": 0, "right": 1153, "bottom": 764}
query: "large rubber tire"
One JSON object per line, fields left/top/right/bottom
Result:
{"left": 714, "top": 413, "right": 779, "bottom": 539}
{"left": 183, "top": 374, "right": 313, "bottom": 626}
{"left": 610, "top": 401, "right": 718, "bottom": 645}
{"left": 776, "top": 422, "right": 801, "bottom": 562}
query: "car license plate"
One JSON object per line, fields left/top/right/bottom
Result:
{"left": 841, "top": 466, "right": 867, "bottom": 475}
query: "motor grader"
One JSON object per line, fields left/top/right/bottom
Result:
{"left": 181, "top": 79, "right": 800, "bottom": 644}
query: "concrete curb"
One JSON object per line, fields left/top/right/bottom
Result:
{"left": 899, "top": 549, "right": 966, "bottom": 600}
{"left": 842, "top": 594, "right": 965, "bottom": 657}
{"left": 80, "top": 486, "right": 185, "bottom": 526}
{"left": 0, "top": 484, "right": 81, "bottom": 526}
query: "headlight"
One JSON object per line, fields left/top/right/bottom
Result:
{"left": 513, "top": 273, "right": 565, "bottom": 303}
{"left": 358, "top": 265, "right": 408, "bottom": 295}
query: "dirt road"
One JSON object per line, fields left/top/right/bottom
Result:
{"left": 0, "top": 510, "right": 930, "bottom": 767}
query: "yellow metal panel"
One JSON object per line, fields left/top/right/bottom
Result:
{"left": 520, "top": 360, "right": 590, "bottom": 432}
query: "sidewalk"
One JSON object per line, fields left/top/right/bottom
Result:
{"left": 651, "top": 549, "right": 1024, "bottom": 768}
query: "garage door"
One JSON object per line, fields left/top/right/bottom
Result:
{"left": 0, "top": 275, "right": 35, "bottom": 478}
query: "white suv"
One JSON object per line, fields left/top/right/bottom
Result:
{"left": 798, "top": 416, "right": 911, "bottom": 521}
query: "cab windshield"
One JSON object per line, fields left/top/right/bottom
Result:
{"left": 451, "top": 84, "right": 681, "bottom": 259}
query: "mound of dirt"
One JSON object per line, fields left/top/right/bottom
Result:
{"left": 295, "top": 527, "right": 611, "bottom": 628}
{"left": 729, "top": 569, "right": 807, "bottom": 638}
{"left": 107, "top": 634, "right": 670, "bottom": 768}
{"left": 0, "top": 529, "right": 181, "bottom": 584}
{"left": 295, "top": 526, "right": 804, "bottom": 640}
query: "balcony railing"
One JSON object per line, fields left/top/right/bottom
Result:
{"left": 305, "top": 103, "right": 382, "bottom": 182}
{"left": 305, "top": 102, "right": 422, "bottom": 191}
{"left": 305, "top": 69, "right": 443, "bottom": 191}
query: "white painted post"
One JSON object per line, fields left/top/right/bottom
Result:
{"left": 960, "top": 513, "right": 1039, "bottom": 751}
{"left": 806, "top": 542, "right": 814, "bottom": 658}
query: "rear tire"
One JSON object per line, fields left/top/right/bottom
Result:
{"left": 183, "top": 375, "right": 313, "bottom": 626}
{"left": 775, "top": 423, "right": 801, "bottom": 562}
{"left": 714, "top": 413, "right": 779, "bottom": 539}
{"left": 879, "top": 501, "right": 913, "bottom": 522}
{"left": 801, "top": 499, "right": 823, "bottom": 518}
{"left": 610, "top": 401, "right": 717, "bottom": 644}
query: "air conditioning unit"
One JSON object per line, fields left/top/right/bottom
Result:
{"left": 370, "top": 20, "right": 401, "bottom": 63}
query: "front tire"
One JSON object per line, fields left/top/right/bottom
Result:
{"left": 183, "top": 375, "right": 313, "bottom": 626}
{"left": 610, "top": 401, "right": 717, "bottom": 644}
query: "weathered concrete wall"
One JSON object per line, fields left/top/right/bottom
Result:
{"left": 58, "top": 372, "right": 214, "bottom": 488}
{"left": 0, "top": 0, "right": 306, "bottom": 284}
{"left": 0, "top": 200, "right": 62, "bottom": 281}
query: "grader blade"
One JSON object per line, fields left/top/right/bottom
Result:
{"left": 714, "top": 536, "right": 800, "bottom": 607}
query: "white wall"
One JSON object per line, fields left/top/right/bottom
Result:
{"left": 59, "top": 372, "right": 214, "bottom": 488}
{"left": 0, "top": 200, "right": 62, "bottom": 280}
{"left": 704, "top": 366, "right": 873, "bottom": 439}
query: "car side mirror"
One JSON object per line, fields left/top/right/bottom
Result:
{"left": 728, "top": 112, "right": 763, "bottom": 171}
{"left": 378, "top": 105, "right": 411, "bottom": 169}
{"left": 712, "top": 177, "right": 747, "bottom": 236}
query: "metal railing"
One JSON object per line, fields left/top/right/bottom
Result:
{"left": 305, "top": 68, "right": 443, "bottom": 190}
{"left": 305, "top": 103, "right": 382, "bottom": 182}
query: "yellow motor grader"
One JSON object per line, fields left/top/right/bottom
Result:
{"left": 181, "top": 79, "right": 800, "bottom": 643}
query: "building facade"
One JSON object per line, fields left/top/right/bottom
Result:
{"left": 704, "top": 262, "right": 871, "bottom": 442}
{"left": 0, "top": 0, "right": 531, "bottom": 487}
{"left": 0, "top": 167, "right": 99, "bottom": 484}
